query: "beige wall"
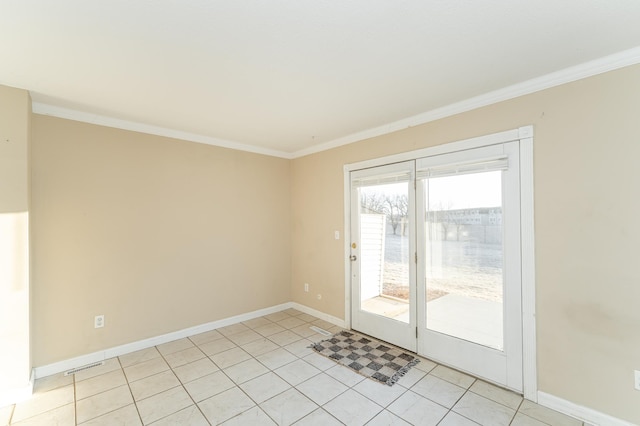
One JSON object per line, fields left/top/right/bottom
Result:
{"left": 0, "top": 85, "right": 32, "bottom": 400}
{"left": 31, "top": 116, "right": 291, "bottom": 365}
{"left": 291, "top": 65, "right": 640, "bottom": 423}
{"left": 0, "top": 86, "right": 30, "bottom": 211}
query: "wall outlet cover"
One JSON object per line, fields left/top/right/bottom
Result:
{"left": 94, "top": 315, "right": 105, "bottom": 328}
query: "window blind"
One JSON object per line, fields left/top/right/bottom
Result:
{"left": 351, "top": 171, "right": 412, "bottom": 188}
{"left": 416, "top": 156, "right": 508, "bottom": 180}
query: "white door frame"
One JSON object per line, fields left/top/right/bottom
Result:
{"left": 343, "top": 126, "right": 537, "bottom": 401}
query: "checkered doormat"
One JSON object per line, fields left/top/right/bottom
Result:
{"left": 310, "top": 330, "right": 420, "bottom": 386}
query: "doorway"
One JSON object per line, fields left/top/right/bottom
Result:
{"left": 347, "top": 129, "right": 534, "bottom": 394}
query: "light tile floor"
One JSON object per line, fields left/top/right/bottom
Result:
{"left": 1, "top": 308, "right": 586, "bottom": 425}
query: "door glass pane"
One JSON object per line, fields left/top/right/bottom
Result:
{"left": 424, "top": 171, "right": 504, "bottom": 350}
{"left": 359, "top": 182, "right": 410, "bottom": 323}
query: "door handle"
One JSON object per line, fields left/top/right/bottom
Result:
{"left": 350, "top": 255, "right": 357, "bottom": 261}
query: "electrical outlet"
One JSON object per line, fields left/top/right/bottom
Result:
{"left": 304, "top": 283, "right": 309, "bottom": 292}
{"left": 334, "top": 231, "right": 340, "bottom": 240}
{"left": 634, "top": 370, "right": 640, "bottom": 391}
{"left": 94, "top": 315, "right": 105, "bottom": 329}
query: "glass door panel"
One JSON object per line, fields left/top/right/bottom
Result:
{"left": 416, "top": 142, "right": 522, "bottom": 391}
{"left": 359, "top": 182, "right": 411, "bottom": 323}
{"left": 424, "top": 171, "right": 504, "bottom": 350}
{"left": 350, "top": 161, "right": 416, "bottom": 351}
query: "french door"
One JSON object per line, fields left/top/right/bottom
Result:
{"left": 350, "top": 161, "right": 417, "bottom": 351}
{"left": 350, "top": 142, "right": 523, "bottom": 391}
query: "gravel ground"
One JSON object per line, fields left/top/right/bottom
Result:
{"left": 380, "top": 234, "right": 503, "bottom": 303}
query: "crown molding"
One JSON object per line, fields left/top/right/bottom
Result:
{"left": 30, "top": 103, "right": 294, "bottom": 159}
{"left": 30, "top": 46, "right": 640, "bottom": 160}
{"left": 291, "top": 45, "right": 640, "bottom": 158}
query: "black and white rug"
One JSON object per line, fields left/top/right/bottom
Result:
{"left": 310, "top": 330, "right": 420, "bottom": 386}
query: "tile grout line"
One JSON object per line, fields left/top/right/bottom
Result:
{"left": 7, "top": 401, "right": 15, "bottom": 425}
{"left": 437, "top": 380, "right": 480, "bottom": 426}
{"left": 292, "top": 332, "right": 388, "bottom": 424}
{"left": 79, "top": 385, "right": 133, "bottom": 422}
{"left": 118, "top": 355, "right": 146, "bottom": 426}
{"left": 211, "top": 312, "right": 329, "bottom": 425}
{"left": 75, "top": 360, "right": 142, "bottom": 424}
{"left": 222, "top": 368, "right": 279, "bottom": 425}
{"left": 168, "top": 319, "right": 308, "bottom": 424}
{"left": 508, "top": 397, "right": 527, "bottom": 425}
{"left": 280, "top": 325, "right": 362, "bottom": 423}
{"left": 251, "top": 339, "right": 344, "bottom": 424}
{"left": 227, "top": 325, "right": 314, "bottom": 424}
{"left": 73, "top": 374, "right": 78, "bottom": 426}
{"left": 161, "top": 349, "right": 213, "bottom": 426}
{"left": 202, "top": 313, "right": 290, "bottom": 424}
{"left": 446, "top": 377, "right": 479, "bottom": 425}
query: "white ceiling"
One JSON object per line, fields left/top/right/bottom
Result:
{"left": 2, "top": 1, "right": 640, "bottom": 158}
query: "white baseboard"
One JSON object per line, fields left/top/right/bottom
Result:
{"left": 537, "top": 391, "right": 636, "bottom": 426}
{"left": 290, "top": 303, "right": 346, "bottom": 329}
{"left": 33, "top": 304, "right": 637, "bottom": 426}
{"left": 35, "top": 302, "right": 292, "bottom": 379}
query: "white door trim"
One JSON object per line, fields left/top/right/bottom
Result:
{"left": 343, "top": 126, "right": 537, "bottom": 400}
{"left": 519, "top": 129, "right": 537, "bottom": 401}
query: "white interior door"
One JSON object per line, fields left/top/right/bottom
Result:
{"left": 350, "top": 161, "right": 416, "bottom": 351}
{"left": 416, "top": 142, "right": 523, "bottom": 391}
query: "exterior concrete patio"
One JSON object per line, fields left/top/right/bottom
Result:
{"left": 362, "top": 294, "right": 503, "bottom": 350}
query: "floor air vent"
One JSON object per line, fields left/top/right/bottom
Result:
{"left": 310, "top": 326, "right": 332, "bottom": 336}
{"left": 64, "top": 361, "right": 105, "bottom": 376}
